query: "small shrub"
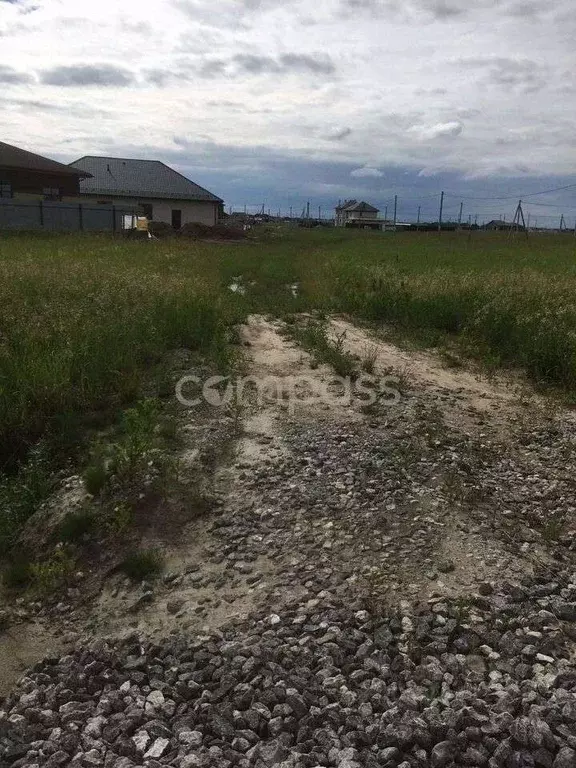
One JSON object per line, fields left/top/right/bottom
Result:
{"left": 29, "top": 545, "right": 75, "bottom": 593}
{"left": 286, "top": 319, "right": 357, "bottom": 378}
{"left": 105, "top": 501, "right": 133, "bottom": 535}
{"left": 57, "top": 509, "right": 97, "bottom": 543}
{"left": 119, "top": 549, "right": 165, "bottom": 581}
{"left": 83, "top": 458, "right": 110, "bottom": 496}
{"left": 3, "top": 558, "right": 33, "bottom": 590}
{"left": 361, "top": 344, "right": 379, "bottom": 374}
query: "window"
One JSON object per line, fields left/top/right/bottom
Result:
{"left": 43, "top": 187, "right": 62, "bottom": 201}
{"left": 0, "top": 181, "right": 12, "bottom": 199}
{"left": 141, "top": 203, "right": 153, "bottom": 220}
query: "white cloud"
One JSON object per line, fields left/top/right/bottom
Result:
{"left": 350, "top": 166, "right": 384, "bottom": 178}
{"left": 409, "top": 121, "right": 464, "bottom": 140}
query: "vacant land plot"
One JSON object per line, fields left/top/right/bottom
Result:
{"left": 0, "top": 227, "right": 575, "bottom": 550}
{"left": 3, "top": 230, "right": 576, "bottom": 763}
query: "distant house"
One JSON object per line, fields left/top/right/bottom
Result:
{"left": 0, "top": 140, "right": 91, "bottom": 200}
{"left": 69, "top": 156, "right": 223, "bottom": 228}
{"left": 483, "top": 219, "right": 509, "bottom": 231}
{"left": 335, "top": 199, "right": 380, "bottom": 229}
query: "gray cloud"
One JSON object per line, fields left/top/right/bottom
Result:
{"left": 41, "top": 64, "right": 135, "bottom": 87}
{"left": 146, "top": 52, "right": 336, "bottom": 84}
{"left": 173, "top": 0, "right": 284, "bottom": 29}
{"left": 341, "top": 0, "right": 553, "bottom": 21}
{"left": 324, "top": 127, "right": 353, "bottom": 141}
{"left": 279, "top": 53, "right": 335, "bottom": 74}
{"left": 0, "top": 65, "right": 33, "bottom": 84}
{"left": 0, "top": 96, "right": 110, "bottom": 116}
{"left": 459, "top": 57, "right": 548, "bottom": 94}
{"left": 225, "top": 52, "right": 335, "bottom": 76}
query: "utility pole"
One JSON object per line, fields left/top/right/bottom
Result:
{"left": 468, "top": 214, "right": 471, "bottom": 227}
{"left": 393, "top": 195, "right": 398, "bottom": 231}
{"left": 417, "top": 206, "right": 421, "bottom": 230}
{"left": 509, "top": 200, "right": 528, "bottom": 239}
{"left": 318, "top": 205, "right": 321, "bottom": 220}
{"left": 306, "top": 201, "right": 310, "bottom": 220}
{"left": 438, "top": 191, "right": 444, "bottom": 233}
{"left": 560, "top": 214, "right": 566, "bottom": 231}
{"left": 474, "top": 214, "right": 478, "bottom": 226}
{"left": 458, "top": 202, "right": 463, "bottom": 228}
{"left": 244, "top": 204, "right": 247, "bottom": 215}
{"left": 289, "top": 206, "right": 293, "bottom": 219}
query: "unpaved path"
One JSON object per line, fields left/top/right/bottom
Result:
{"left": 2, "top": 314, "right": 575, "bottom": 695}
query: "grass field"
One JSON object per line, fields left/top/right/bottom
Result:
{"left": 1, "top": 227, "right": 576, "bottom": 548}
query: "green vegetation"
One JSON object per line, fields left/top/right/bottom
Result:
{"left": 284, "top": 317, "right": 358, "bottom": 378}
{"left": 119, "top": 548, "right": 165, "bottom": 581}
{"left": 3, "top": 544, "right": 75, "bottom": 594}
{"left": 1, "top": 228, "right": 576, "bottom": 550}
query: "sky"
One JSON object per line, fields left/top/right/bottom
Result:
{"left": 1, "top": 0, "right": 576, "bottom": 224}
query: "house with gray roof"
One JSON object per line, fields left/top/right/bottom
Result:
{"left": 69, "top": 156, "right": 223, "bottom": 228}
{"left": 1, "top": 140, "right": 91, "bottom": 199}
{"left": 335, "top": 199, "right": 380, "bottom": 229}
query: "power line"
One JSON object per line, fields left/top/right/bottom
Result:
{"left": 444, "top": 182, "right": 576, "bottom": 202}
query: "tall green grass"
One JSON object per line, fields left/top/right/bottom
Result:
{"left": 1, "top": 228, "right": 576, "bottom": 549}
{"left": 0, "top": 238, "right": 235, "bottom": 469}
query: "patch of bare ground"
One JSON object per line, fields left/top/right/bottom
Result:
{"left": 2, "top": 314, "right": 576, "bottom": 695}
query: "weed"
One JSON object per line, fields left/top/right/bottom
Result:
{"left": 84, "top": 399, "right": 164, "bottom": 498}
{"left": 451, "top": 596, "right": 473, "bottom": 625}
{"left": 57, "top": 509, "right": 97, "bottom": 543}
{"left": 29, "top": 545, "right": 75, "bottom": 593}
{"left": 3, "top": 558, "right": 33, "bottom": 590}
{"left": 119, "top": 549, "right": 165, "bottom": 581}
{"left": 361, "top": 343, "right": 379, "bottom": 374}
{"left": 0, "top": 441, "right": 56, "bottom": 555}
{"left": 83, "top": 456, "right": 109, "bottom": 496}
{"left": 105, "top": 501, "right": 134, "bottom": 536}
{"left": 113, "top": 399, "right": 159, "bottom": 478}
{"left": 286, "top": 318, "right": 357, "bottom": 378}
{"left": 440, "top": 350, "right": 463, "bottom": 369}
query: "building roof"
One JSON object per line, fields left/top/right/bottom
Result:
{"left": 346, "top": 201, "right": 379, "bottom": 213}
{"left": 335, "top": 200, "right": 379, "bottom": 213}
{"left": 0, "top": 141, "right": 92, "bottom": 177}
{"left": 335, "top": 199, "right": 357, "bottom": 211}
{"left": 69, "top": 156, "right": 223, "bottom": 202}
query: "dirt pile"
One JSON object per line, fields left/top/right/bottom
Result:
{"left": 178, "top": 223, "right": 248, "bottom": 241}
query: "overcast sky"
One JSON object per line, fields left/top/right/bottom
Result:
{"left": 1, "top": 0, "right": 575, "bottom": 222}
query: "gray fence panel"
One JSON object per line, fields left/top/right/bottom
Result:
{"left": 82, "top": 206, "right": 115, "bottom": 231}
{"left": 0, "top": 199, "right": 138, "bottom": 232}
{"left": 0, "top": 199, "right": 42, "bottom": 229}
{"left": 43, "top": 201, "right": 80, "bottom": 231}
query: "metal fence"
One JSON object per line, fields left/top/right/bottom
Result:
{"left": 0, "top": 198, "right": 138, "bottom": 232}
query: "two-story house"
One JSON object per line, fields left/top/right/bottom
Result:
{"left": 335, "top": 200, "right": 380, "bottom": 229}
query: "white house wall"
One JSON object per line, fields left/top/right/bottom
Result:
{"left": 66, "top": 196, "right": 219, "bottom": 226}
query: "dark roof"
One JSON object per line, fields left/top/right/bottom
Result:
{"left": 0, "top": 141, "right": 92, "bottom": 177}
{"left": 70, "top": 156, "right": 222, "bottom": 202}
{"left": 335, "top": 199, "right": 357, "bottom": 211}
{"left": 346, "top": 201, "right": 379, "bottom": 213}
